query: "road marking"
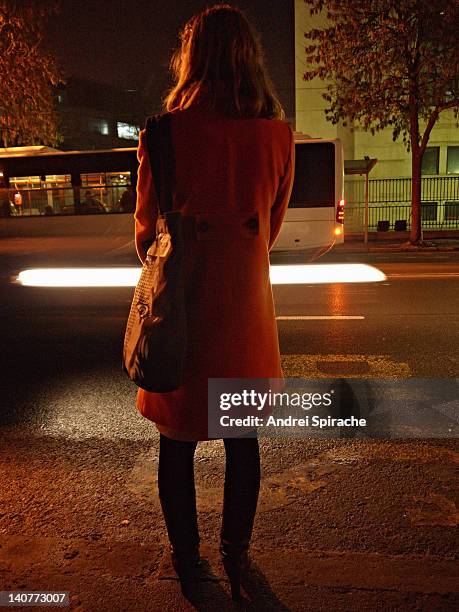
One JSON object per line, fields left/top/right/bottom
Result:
{"left": 281, "top": 354, "right": 411, "bottom": 378}
{"left": 276, "top": 315, "right": 364, "bottom": 320}
{"left": 387, "top": 273, "right": 459, "bottom": 278}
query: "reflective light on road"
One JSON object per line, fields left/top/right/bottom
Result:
{"left": 17, "top": 263, "right": 386, "bottom": 287}
{"left": 270, "top": 264, "right": 386, "bottom": 284}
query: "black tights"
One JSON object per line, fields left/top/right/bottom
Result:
{"left": 158, "top": 434, "right": 260, "bottom": 551}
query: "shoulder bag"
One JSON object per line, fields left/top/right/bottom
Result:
{"left": 123, "top": 112, "right": 187, "bottom": 392}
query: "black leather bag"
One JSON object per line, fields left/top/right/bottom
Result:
{"left": 123, "top": 112, "right": 187, "bottom": 392}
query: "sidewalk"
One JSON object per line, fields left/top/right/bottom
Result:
{"left": 334, "top": 237, "right": 459, "bottom": 253}
{"left": 1, "top": 536, "right": 457, "bottom": 611}
{"left": 1, "top": 435, "right": 458, "bottom": 611}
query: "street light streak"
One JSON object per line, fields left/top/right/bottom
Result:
{"left": 17, "top": 268, "right": 141, "bottom": 287}
{"left": 270, "top": 264, "right": 386, "bottom": 284}
{"left": 17, "top": 263, "right": 386, "bottom": 287}
{"left": 276, "top": 315, "right": 364, "bottom": 320}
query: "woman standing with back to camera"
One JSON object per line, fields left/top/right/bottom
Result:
{"left": 134, "top": 3, "right": 294, "bottom": 601}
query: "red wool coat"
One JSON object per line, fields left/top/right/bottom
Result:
{"left": 134, "top": 103, "right": 295, "bottom": 440}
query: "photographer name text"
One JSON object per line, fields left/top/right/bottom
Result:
{"left": 219, "top": 415, "right": 366, "bottom": 428}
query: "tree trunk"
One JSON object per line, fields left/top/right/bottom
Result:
{"left": 410, "top": 148, "right": 422, "bottom": 244}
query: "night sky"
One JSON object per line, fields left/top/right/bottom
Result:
{"left": 45, "top": 0, "right": 295, "bottom": 119}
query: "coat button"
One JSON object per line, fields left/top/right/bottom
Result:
{"left": 197, "top": 220, "right": 209, "bottom": 232}
{"left": 246, "top": 217, "right": 258, "bottom": 230}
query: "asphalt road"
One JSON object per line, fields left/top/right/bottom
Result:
{"left": 0, "top": 247, "right": 458, "bottom": 610}
{"left": 0, "top": 249, "right": 457, "bottom": 434}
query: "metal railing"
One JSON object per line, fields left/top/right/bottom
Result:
{"left": 344, "top": 176, "right": 459, "bottom": 231}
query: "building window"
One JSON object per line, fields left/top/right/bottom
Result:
{"left": 117, "top": 122, "right": 139, "bottom": 140}
{"left": 444, "top": 201, "right": 459, "bottom": 220}
{"left": 446, "top": 146, "right": 459, "bottom": 174}
{"left": 421, "top": 201, "right": 438, "bottom": 221}
{"left": 421, "top": 147, "right": 439, "bottom": 175}
{"left": 88, "top": 118, "right": 110, "bottom": 136}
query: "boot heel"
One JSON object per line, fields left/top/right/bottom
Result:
{"left": 222, "top": 558, "right": 242, "bottom": 601}
{"left": 221, "top": 547, "right": 250, "bottom": 601}
{"left": 171, "top": 545, "right": 201, "bottom": 580}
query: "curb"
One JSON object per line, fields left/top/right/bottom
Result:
{"left": 335, "top": 243, "right": 459, "bottom": 253}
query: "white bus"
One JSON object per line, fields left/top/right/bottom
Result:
{"left": 272, "top": 136, "right": 345, "bottom": 258}
{"left": 0, "top": 137, "right": 345, "bottom": 260}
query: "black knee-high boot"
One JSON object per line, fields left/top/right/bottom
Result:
{"left": 158, "top": 434, "right": 201, "bottom": 577}
{"left": 220, "top": 437, "right": 260, "bottom": 600}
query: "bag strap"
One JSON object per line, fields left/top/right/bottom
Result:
{"left": 144, "top": 112, "right": 175, "bottom": 215}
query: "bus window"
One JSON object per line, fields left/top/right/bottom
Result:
{"left": 81, "top": 172, "right": 131, "bottom": 187}
{"left": 45, "top": 176, "right": 72, "bottom": 214}
{"left": 80, "top": 172, "right": 131, "bottom": 212}
{"left": 44, "top": 174, "right": 72, "bottom": 188}
{"left": 81, "top": 173, "right": 106, "bottom": 188}
{"left": 289, "top": 142, "right": 335, "bottom": 208}
{"left": 272, "top": 139, "right": 344, "bottom": 254}
{"left": 10, "top": 176, "right": 41, "bottom": 189}
{"left": 106, "top": 172, "right": 130, "bottom": 186}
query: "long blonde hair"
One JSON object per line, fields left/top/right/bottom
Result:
{"left": 162, "top": 3, "right": 285, "bottom": 120}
